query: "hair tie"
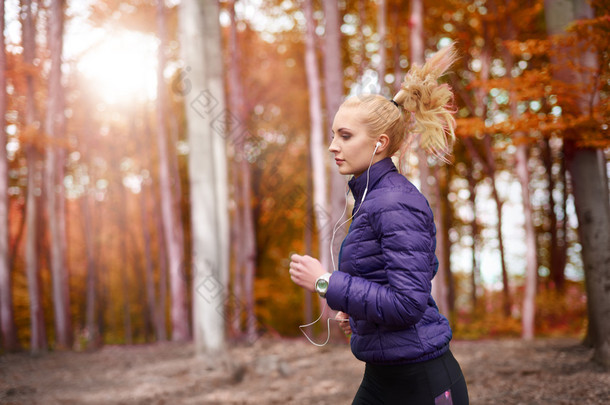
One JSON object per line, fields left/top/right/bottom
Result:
{"left": 390, "top": 99, "right": 400, "bottom": 109}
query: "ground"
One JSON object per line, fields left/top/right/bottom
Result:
{"left": 1, "top": 337, "right": 609, "bottom": 404}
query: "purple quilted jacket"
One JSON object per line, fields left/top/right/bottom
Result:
{"left": 326, "top": 157, "right": 452, "bottom": 365}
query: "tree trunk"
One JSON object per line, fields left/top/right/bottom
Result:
{"left": 117, "top": 157, "right": 132, "bottom": 345}
{"left": 541, "top": 137, "right": 565, "bottom": 290}
{"left": 159, "top": 2, "right": 187, "bottom": 313}
{"left": 305, "top": 0, "right": 333, "bottom": 335}
{"left": 474, "top": 127, "right": 513, "bottom": 317}
{"left": 559, "top": 143, "right": 568, "bottom": 283}
{"left": 45, "top": 0, "right": 72, "bottom": 349}
{"left": 22, "top": 0, "right": 46, "bottom": 354}
{"left": 79, "top": 108, "right": 99, "bottom": 347}
{"left": 443, "top": 168, "right": 455, "bottom": 315}
{"left": 155, "top": 198, "right": 168, "bottom": 342}
{"left": 391, "top": 2, "right": 402, "bottom": 94}
{"left": 435, "top": 165, "right": 452, "bottom": 319}
{"left": 567, "top": 145, "right": 610, "bottom": 366}
{"left": 137, "top": 113, "right": 157, "bottom": 342}
{"left": 464, "top": 135, "right": 512, "bottom": 317}
{"left": 376, "top": 0, "right": 387, "bottom": 93}
{"left": 357, "top": 0, "right": 367, "bottom": 81}
{"left": 136, "top": 119, "right": 154, "bottom": 341}
{"left": 516, "top": 142, "right": 538, "bottom": 339}
{"left": 180, "top": 0, "right": 229, "bottom": 356}
{"left": 320, "top": 0, "right": 347, "bottom": 341}
{"left": 499, "top": 20, "right": 538, "bottom": 338}
{"left": 460, "top": 26, "right": 492, "bottom": 315}
{"left": 322, "top": 0, "right": 344, "bottom": 276}
{"left": 227, "top": 0, "right": 257, "bottom": 343}
{"left": 82, "top": 187, "right": 98, "bottom": 347}
{"left": 228, "top": 3, "right": 243, "bottom": 341}
{"left": 408, "top": 0, "right": 424, "bottom": 69}
{"left": 240, "top": 159, "right": 257, "bottom": 342}
{"left": 25, "top": 149, "right": 46, "bottom": 353}
{"left": 0, "top": 0, "right": 19, "bottom": 352}
{"left": 487, "top": 141, "right": 512, "bottom": 318}
{"left": 159, "top": 0, "right": 189, "bottom": 342}
{"left": 545, "top": 0, "right": 610, "bottom": 368}
{"left": 466, "top": 162, "right": 480, "bottom": 312}
{"left": 303, "top": 144, "right": 314, "bottom": 333}
{"left": 229, "top": 157, "right": 244, "bottom": 339}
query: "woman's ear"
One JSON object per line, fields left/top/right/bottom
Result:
{"left": 376, "top": 134, "right": 390, "bottom": 154}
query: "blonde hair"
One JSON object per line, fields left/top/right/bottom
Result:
{"left": 342, "top": 43, "right": 458, "bottom": 170}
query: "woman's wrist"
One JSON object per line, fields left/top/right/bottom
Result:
{"left": 314, "top": 272, "right": 332, "bottom": 298}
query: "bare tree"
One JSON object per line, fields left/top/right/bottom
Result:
{"left": 436, "top": 164, "right": 455, "bottom": 320}
{"left": 0, "top": 0, "right": 19, "bottom": 352}
{"left": 465, "top": 162, "right": 480, "bottom": 312}
{"left": 22, "top": 0, "right": 47, "bottom": 354}
{"left": 154, "top": 195, "right": 168, "bottom": 342}
{"left": 541, "top": 137, "right": 566, "bottom": 290}
{"left": 83, "top": 180, "right": 98, "bottom": 346}
{"left": 45, "top": 0, "right": 72, "bottom": 349}
{"left": 158, "top": 0, "right": 189, "bottom": 342}
{"left": 322, "top": 0, "right": 344, "bottom": 277}
{"left": 545, "top": 0, "right": 610, "bottom": 368}
{"left": 304, "top": 0, "right": 331, "bottom": 330}
{"left": 484, "top": 134, "right": 512, "bottom": 317}
{"left": 227, "top": 0, "right": 257, "bottom": 343}
{"left": 139, "top": 108, "right": 161, "bottom": 342}
{"left": 116, "top": 151, "right": 133, "bottom": 345}
{"left": 78, "top": 88, "right": 99, "bottom": 348}
{"left": 391, "top": 1, "right": 402, "bottom": 94}
{"left": 180, "top": 0, "right": 229, "bottom": 356}
{"left": 515, "top": 139, "right": 538, "bottom": 339}
{"left": 499, "top": 7, "right": 538, "bottom": 340}
{"left": 376, "top": 0, "right": 387, "bottom": 92}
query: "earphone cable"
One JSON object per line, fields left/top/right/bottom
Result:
{"left": 300, "top": 143, "right": 379, "bottom": 347}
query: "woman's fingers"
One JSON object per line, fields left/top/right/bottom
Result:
{"left": 335, "top": 312, "right": 351, "bottom": 335}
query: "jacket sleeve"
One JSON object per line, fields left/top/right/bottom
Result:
{"left": 326, "top": 190, "right": 437, "bottom": 328}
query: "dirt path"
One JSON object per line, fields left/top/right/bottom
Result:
{"left": 1, "top": 338, "right": 608, "bottom": 404}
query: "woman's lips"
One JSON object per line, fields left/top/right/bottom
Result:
{"left": 335, "top": 158, "right": 345, "bottom": 165}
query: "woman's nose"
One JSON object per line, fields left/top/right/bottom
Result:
{"left": 328, "top": 138, "right": 339, "bottom": 153}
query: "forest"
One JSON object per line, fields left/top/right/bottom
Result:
{"left": 0, "top": 0, "right": 609, "bottom": 401}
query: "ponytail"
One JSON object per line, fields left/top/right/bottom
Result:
{"left": 393, "top": 42, "right": 458, "bottom": 162}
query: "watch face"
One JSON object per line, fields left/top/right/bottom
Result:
{"left": 316, "top": 279, "right": 329, "bottom": 292}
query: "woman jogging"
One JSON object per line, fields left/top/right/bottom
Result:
{"left": 289, "top": 43, "right": 469, "bottom": 404}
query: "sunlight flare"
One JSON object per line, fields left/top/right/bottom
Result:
{"left": 77, "top": 30, "right": 158, "bottom": 104}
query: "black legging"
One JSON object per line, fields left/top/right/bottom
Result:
{"left": 352, "top": 350, "right": 469, "bottom": 405}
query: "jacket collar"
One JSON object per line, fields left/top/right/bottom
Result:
{"left": 348, "top": 157, "right": 397, "bottom": 204}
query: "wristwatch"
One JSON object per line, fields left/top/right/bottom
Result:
{"left": 315, "top": 273, "right": 331, "bottom": 298}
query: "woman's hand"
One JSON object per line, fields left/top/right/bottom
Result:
{"left": 335, "top": 311, "right": 352, "bottom": 337}
{"left": 289, "top": 254, "right": 327, "bottom": 293}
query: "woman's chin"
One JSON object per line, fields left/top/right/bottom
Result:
{"left": 337, "top": 167, "right": 353, "bottom": 176}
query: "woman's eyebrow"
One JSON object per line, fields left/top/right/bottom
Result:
{"left": 335, "top": 127, "right": 351, "bottom": 133}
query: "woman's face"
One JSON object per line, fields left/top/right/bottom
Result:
{"left": 329, "top": 105, "right": 381, "bottom": 177}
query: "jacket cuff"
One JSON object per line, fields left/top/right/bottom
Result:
{"left": 325, "top": 271, "right": 349, "bottom": 311}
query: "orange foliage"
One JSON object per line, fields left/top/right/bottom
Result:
{"left": 454, "top": 281, "right": 587, "bottom": 340}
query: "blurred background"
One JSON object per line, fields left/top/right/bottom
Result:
{"left": 0, "top": 0, "right": 608, "bottom": 362}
